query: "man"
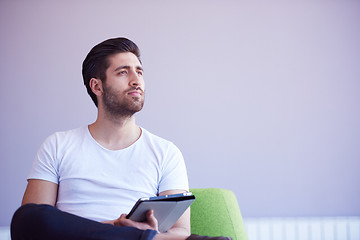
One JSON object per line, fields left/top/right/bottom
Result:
{"left": 11, "top": 37, "right": 231, "bottom": 240}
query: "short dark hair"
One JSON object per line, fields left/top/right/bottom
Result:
{"left": 82, "top": 37, "right": 141, "bottom": 107}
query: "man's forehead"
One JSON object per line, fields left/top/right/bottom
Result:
{"left": 108, "top": 52, "right": 142, "bottom": 67}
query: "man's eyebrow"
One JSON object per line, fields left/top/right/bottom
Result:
{"left": 113, "top": 65, "right": 144, "bottom": 72}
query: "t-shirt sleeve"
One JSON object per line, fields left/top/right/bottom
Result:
{"left": 158, "top": 143, "right": 189, "bottom": 193}
{"left": 28, "top": 134, "right": 59, "bottom": 184}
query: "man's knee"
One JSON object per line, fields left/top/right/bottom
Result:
{"left": 12, "top": 204, "right": 55, "bottom": 223}
{"left": 11, "top": 204, "right": 56, "bottom": 239}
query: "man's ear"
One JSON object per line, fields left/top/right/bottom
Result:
{"left": 89, "top": 78, "right": 103, "bottom": 96}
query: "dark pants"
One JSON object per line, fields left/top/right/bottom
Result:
{"left": 11, "top": 204, "right": 157, "bottom": 240}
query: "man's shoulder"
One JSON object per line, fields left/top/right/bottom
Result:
{"left": 140, "top": 128, "right": 175, "bottom": 147}
{"left": 43, "top": 126, "right": 87, "bottom": 145}
{"left": 139, "top": 128, "right": 183, "bottom": 158}
{"left": 51, "top": 126, "right": 86, "bottom": 138}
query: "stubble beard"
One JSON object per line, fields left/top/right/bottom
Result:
{"left": 102, "top": 84, "right": 145, "bottom": 120}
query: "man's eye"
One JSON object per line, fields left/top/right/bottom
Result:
{"left": 137, "top": 71, "right": 143, "bottom": 76}
{"left": 119, "top": 71, "right": 127, "bottom": 75}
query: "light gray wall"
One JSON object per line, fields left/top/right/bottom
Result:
{"left": 1, "top": 0, "right": 359, "bottom": 226}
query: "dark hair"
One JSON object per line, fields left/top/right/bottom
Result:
{"left": 82, "top": 37, "right": 141, "bottom": 107}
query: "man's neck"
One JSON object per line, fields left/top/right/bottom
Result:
{"left": 88, "top": 113, "right": 141, "bottom": 151}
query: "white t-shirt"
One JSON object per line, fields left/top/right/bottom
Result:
{"left": 28, "top": 126, "right": 189, "bottom": 222}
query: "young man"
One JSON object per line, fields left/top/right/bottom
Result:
{"left": 11, "top": 38, "right": 231, "bottom": 240}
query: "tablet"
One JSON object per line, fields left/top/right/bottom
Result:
{"left": 126, "top": 192, "right": 196, "bottom": 232}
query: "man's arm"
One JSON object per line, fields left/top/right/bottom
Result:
{"left": 113, "top": 189, "right": 191, "bottom": 238}
{"left": 158, "top": 189, "right": 191, "bottom": 237}
{"left": 22, "top": 179, "right": 58, "bottom": 206}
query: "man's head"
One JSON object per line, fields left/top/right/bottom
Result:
{"left": 82, "top": 37, "right": 141, "bottom": 107}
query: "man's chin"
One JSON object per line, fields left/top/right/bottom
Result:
{"left": 102, "top": 97, "right": 144, "bottom": 117}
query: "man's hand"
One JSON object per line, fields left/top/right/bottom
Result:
{"left": 103, "top": 210, "right": 159, "bottom": 232}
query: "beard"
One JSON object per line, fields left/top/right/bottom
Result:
{"left": 102, "top": 84, "right": 145, "bottom": 119}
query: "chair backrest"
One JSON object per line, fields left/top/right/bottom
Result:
{"left": 190, "top": 188, "right": 248, "bottom": 240}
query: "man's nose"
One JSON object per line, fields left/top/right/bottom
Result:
{"left": 129, "top": 71, "right": 141, "bottom": 86}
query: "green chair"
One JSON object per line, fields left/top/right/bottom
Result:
{"left": 190, "top": 188, "right": 248, "bottom": 240}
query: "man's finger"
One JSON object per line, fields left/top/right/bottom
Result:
{"left": 146, "top": 210, "right": 159, "bottom": 231}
